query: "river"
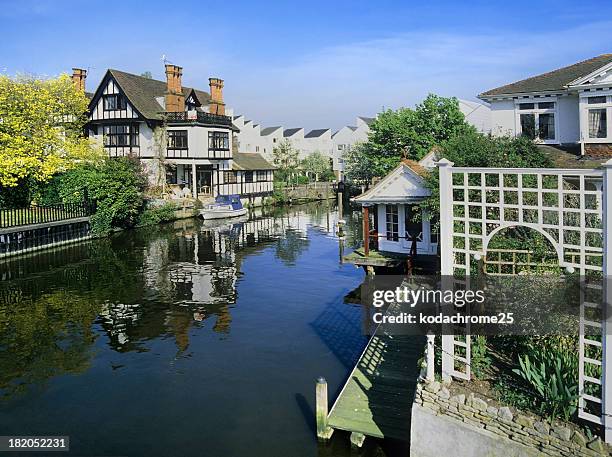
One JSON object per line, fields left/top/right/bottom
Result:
{"left": 0, "top": 202, "right": 382, "bottom": 457}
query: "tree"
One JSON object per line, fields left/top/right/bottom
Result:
{"left": 272, "top": 139, "right": 299, "bottom": 182}
{"left": 140, "top": 71, "right": 153, "bottom": 79}
{"left": 301, "top": 151, "right": 333, "bottom": 181}
{"left": 344, "top": 142, "right": 376, "bottom": 186}
{"left": 0, "top": 74, "right": 94, "bottom": 188}
{"left": 365, "top": 94, "right": 475, "bottom": 177}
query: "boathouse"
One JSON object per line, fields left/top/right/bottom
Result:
{"left": 349, "top": 156, "right": 439, "bottom": 270}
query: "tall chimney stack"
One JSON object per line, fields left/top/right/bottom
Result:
{"left": 209, "top": 78, "right": 225, "bottom": 115}
{"left": 165, "top": 64, "right": 185, "bottom": 112}
{"left": 72, "top": 68, "right": 87, "bottom": 92}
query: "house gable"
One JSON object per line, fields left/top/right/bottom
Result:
{"left": 570, "top": 63, "right": 612, "bottom": 87}
{"left": 354, "top": 163, "right": 430, "bottom": 204}
{"left": 89, "top": 72, "right": 142, "bottom": 121}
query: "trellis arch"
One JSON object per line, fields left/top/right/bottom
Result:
{"left": 482, "top": 223, "right": 564, "bottom": 267}
{"left": 430, "top": 158, "right": 612, "bottom": 442}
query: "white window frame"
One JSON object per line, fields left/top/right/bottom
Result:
{"left": 514, "top": 98, "right": 559, "bottom": 144}
{"left": 579, "top": 91, "right": 612, "bottom": 144}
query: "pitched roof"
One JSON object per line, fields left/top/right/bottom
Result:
{"left": 100, "top": 69, "right": 211, "bottom": 120}
{"left": 305, "top": 128, "right": 330, "bottom": 138}
{"left": 232, "top": 153, "right": 275, "bottom": 170}
{"left": 401, "top": 159, "right": 428, "bottom": 177}
{"left": 353, "top": 160, "right": 430, "bottom": 204}
{"left": 358, "top": 116, "right": 375, "bottom": 125}
{"left": 284, "top": 128, "right": 302, "bottom": 137}
{"left": 260, "top": 126, "right": 282, "bottom": 136}
{"left": 479, "top": 54, "right": 612, "bottom": 97}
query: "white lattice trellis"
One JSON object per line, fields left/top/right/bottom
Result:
{"left": 435, "top": 159, "right": 612, "bottom": 442}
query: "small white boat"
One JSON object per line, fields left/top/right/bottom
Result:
{"left": 199, "top": 194, "right": 248, "bottom": 220}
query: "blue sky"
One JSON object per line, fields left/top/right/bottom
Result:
{"left": 2, "top": 0, "right": 612, "bottom": 130}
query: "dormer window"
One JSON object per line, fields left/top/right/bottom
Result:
{"left": 103, "top": 94, "right": 127, "bottom": 111}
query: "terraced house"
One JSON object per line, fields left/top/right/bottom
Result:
{"left": 78, "top": 64, "right": 275, "bottom": 204}
{"left": 479, "top": 54, "right": 612, "bottom": 156}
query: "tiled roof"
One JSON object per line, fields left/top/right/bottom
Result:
{"left": 260, "top": 126, "right": 282, "bottom": 136}
{"left": 283, "top": 128, "right": 302, "bottom": 137}
{"left": 305, "top": 128, "right": 330, "bottom": 138}
{"left": 479, "top": 54, "right": 612, "bottom": 97}
{"left": 401, "top": 159, "right": 428, "bottom": 177}
{"left": 102, "top": 69, "right": 210, "bottom": 120}
{"left": 358, "top": 116, "right": 375, "bottom": 125}
{"left": 232, "top": 153, "right": 275, "bottom": 170}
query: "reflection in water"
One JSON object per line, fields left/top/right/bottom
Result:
{"left": 0, "top": 202, "right": 371, "bottom": 457}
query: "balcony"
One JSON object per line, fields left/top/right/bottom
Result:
{"left": 164, "top": 111, "right": 234, "bottom": 128}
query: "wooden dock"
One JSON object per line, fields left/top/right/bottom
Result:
{"left": 323, "top": 323, "right": 424, "bottom": 445}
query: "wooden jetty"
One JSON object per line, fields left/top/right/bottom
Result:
{"left": 317, "top": 317, "right": 424, "bottom": 447}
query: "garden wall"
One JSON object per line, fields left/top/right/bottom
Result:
{"left": 410, "top": 380, "right": 610, "bottom": 457}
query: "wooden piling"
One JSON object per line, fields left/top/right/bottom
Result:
{"left": 316, "top": 377, "right": 333, "bottom": 441}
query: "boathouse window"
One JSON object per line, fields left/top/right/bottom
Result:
{"left": 224, "top": 171, "right": 237, "bottom": 184}
{"left": 245, "top": 171, "right": 254, "bottom": 183}
{"left": 404, "top": 205, "right": 422, "bottom": 240}
{"left": 256, "top": 171, "right": 268, "bottom": 181}
{"left": 103, "top": 94, "right": 127, "bottom": 111}
{"left": 168, "top": 130, "right": 188, "bottom": 149}
{"left": 103, "top": 124, "right": 139, "bottom": 147}
{"left": 386, "top": 205, "right": 399, "bottom": 242}
{"left": 208, "top": 131, "right": 229, "bottom": 150}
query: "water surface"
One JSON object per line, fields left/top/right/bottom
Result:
{"left": 0, "top": 203, "right": 373, "bottom": 457}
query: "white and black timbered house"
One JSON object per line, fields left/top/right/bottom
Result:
{"left": 81, "top": 65, "right": 274, "bottom": 202}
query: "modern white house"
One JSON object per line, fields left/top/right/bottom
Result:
{"left": 478, "top": 54, "right": 612, "bottom": 156}
{"left": 353, "top": 157, "right": 438, "bottom": 257}
{"left": 458, "top": 99, "right": 491, "bottom": 134}
{"left": 78, "top": 64, "right": 275, "bottom": 204}
{"left": 233, "top": 115, "right": 376, "bottom": 178}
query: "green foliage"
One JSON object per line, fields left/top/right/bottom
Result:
{"left": 471, "top": 335, "right": 491, "bottom": 379}
{"left": 38, "top": 157, "right": 146, "bottom": 234}
{"left": 512, "top": 338, "right": 579, "bottom": 422}
{"left": 137, "top": 202, "right": 178, "bottom": 227}
{"left": 300, "top": 151, "right": 334, "bottom": 181}
{"left": 360, "top": 94, "right": 475, "bottom": 177}
{"left": 272, "top": 139, "right": 299, "bottom": 182}
{"left": 421, "top": 130, "right": 553, "bottom": 217}
{"left": 344, "top": 142, "right": 377, "bottom": 185}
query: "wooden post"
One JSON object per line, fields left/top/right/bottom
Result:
{"left": 316, "top": 377, "right": 333, "bottom": 441}
{"left": 363, "top": 205, "right": 370, "bottom": 257}
{"left": 426, "top": 334, "right": 435, "bottom": 382}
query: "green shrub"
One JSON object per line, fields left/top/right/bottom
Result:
{"left": 513, "top": 340, "right": 579, "bottom": 421}
{"left": 137, "top": 202, "right": 178, "bottom": 227}
{"left": 37, "top": 157, "right": 146, "bottom": 234}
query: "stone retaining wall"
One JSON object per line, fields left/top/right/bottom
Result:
{"left": 415, "top": 380, "right": 610, "bottom": 456}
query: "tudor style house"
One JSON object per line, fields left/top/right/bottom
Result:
{"left": 78, "top": 65, "right": 274, "bottom": 204}
{"left": 479, "top": 54, "right": 612, "bottom": 156}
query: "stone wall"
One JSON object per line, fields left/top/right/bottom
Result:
{"left": 585, "top": 143, "right": 612, "bottom": 157}
{"left": 414, "top": 380, "right": 610, "bottom": 456}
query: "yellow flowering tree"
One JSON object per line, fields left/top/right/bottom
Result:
{"left": 0, "top": 74, "right": 96, "bottom": 188}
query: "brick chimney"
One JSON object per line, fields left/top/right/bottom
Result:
{"left": 209, "top": 78, "right": 225, "bottom": 115}
{"left": 165, "top": 64, "right": 185, "bottom": 112}
{"left": 72, "top": 68, "right": 87, "bottom": 92}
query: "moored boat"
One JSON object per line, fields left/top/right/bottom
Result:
{"left": 199, "top": 194, "right": 248, "bottom": 220}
